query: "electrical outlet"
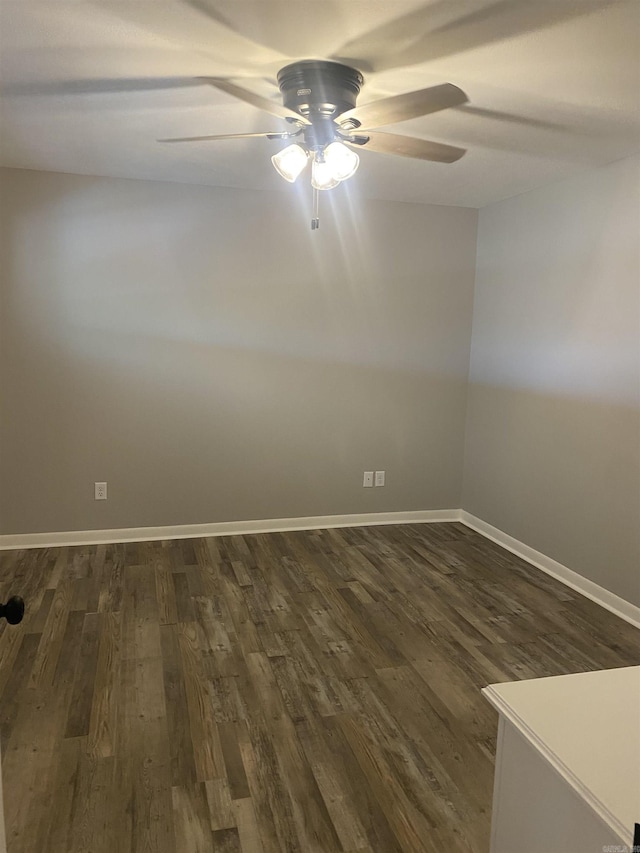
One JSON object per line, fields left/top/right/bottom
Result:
{"left": 363, "top": 471, "right": 374, "bottom": 488}
{"left": 94, "top": 482, "right": 107, "bottom": 500}
{"left": 375, "top": 470, "right": 385, "bottom": 487}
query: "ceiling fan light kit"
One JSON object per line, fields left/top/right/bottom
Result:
{"left": 323, "top": 142, "right": 360, "bottom": 181}
{"left": 272, "top": 140, "right": 359, "bottom": 190}
{"left": 310, "top": 155, "right": 340, "bottom": 191}
{"left": 271, "top": 143, "right": 308, "bottom": 182}
{"left": 160, "top": 59, "right": 468, "bottom": 229}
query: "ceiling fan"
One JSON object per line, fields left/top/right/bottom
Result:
{"left": 159, "top": 60, "right": 468, "bottom": 228}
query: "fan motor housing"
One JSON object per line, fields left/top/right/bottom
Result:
{"left": 278, "top": 60, "right": 363, "bottom": 120}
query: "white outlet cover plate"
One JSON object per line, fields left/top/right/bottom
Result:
{"left": 363, "top": 471, "right": 374, "bottom": 488}
{"left": 375, "top": 471, "right": 385, "bottom": 487}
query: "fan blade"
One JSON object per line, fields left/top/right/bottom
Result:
{"left": 348, "top": 131, "right": 466, "bottom": 163}
{"left": 458, "top": 105, "right": 566, "bottom": 132}
{"left": 158, "top": 131, "right": 293, "bottom": 143}
{"left": 199, "top": 77, "right": 309, "bottom": 124}
{"left": 1, "top": 77, "right": 204, "bottom": 97}
{"left": 93, "top": 0, "right": 286, "bottom": 74}
{"left": 340, "top": 83, "right": 467, "bottom": 129}
{"left": 334, "top": 0, "right": 611, "bottom": 73}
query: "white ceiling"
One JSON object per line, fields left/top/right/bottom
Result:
{"left": 1, "top": 0, "right": 639, "bottom": 207}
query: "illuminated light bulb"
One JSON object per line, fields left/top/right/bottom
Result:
{"left": 271, "top": 144, "right": 308, "bottom": 182}
{"left": 311, "top": 156, "right": 340, "bottom": 190}
{"left": 323, "top": 141, "right": 360, "bottom": 181}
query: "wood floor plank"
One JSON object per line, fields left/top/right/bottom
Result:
{"left": 0, "top": 624, "right": 27, "bottom": 700}
{"left": 65, "top": 749, "right": 115, "bottom": 853}
{"left": 172, "top": 783, "right": 214, "bottom": 853}
{"left": 116, "top": 656, "right": 176, "bottom": 853}
{"left": 97, "top": 545, "right": 125, "bottom": 613}
{"left": 85, "top": 544, "right": 106, "bottom": 614}
{"left": 0, "top": 523, "right": 637, "bottom": 853}
{"left": 212, "top": 827, "right": 242, "bottom": 852}
{"left": 218, "top": 720, "right": 251, "bottom": 800}
{"left": 88, "top": 611, "right": 121, "bottom": 757}
{"left": 337, "top": 713, "right": 438, "bottom": 852}
{"left": 0, "top": 632, "right": 40, "bottom": 744}
{"left": 27, "top": 588, "right": 55, "bottom": 635}
{"left": 295, "top": 714, "right": 391, "bottom": 852}
{"left": 28, "top": 578, "right": 73, "bottom": 688}
{"left": 156, "top": 560, "right": 179, "bottom": 625}
{"left": 160, "top": 623, "right": 198, "bottom": 787}
{"left": 241, "top": 655, "right": 343, "bottom": 853}
{"left": 205, "top": 777, "right": 236, "bottom": 831}
{"left": 64, "top": 612, "right": 101, "bottom": 738}
{"left": 2, "top": 684, "right": 72, "bottom": 853}
{"left": 232, "top": 797, "right": 264, "bottom": 853}
{"left": 174, "top": 572, "right": 196, "bottom": 622}
{"left": 234, "top": 720, "right": 283, "bottom": 853}
{"left": 178, "top": 621, "right": 225, "bottom": 781}
{"left": 130, "top": 754, "right": 175, "bottom": 853}
{"left": 44, "top": 736, "right": 84, "bottom": 852}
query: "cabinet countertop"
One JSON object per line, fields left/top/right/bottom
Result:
{"left": 483, "top": 665, "right": 640, "bottom": 845}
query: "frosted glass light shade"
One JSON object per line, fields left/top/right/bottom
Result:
{"left": 324, "top": 141, "right": 360, "bottom": 181}
{"left": 271, "top": 144, "right": 308, "bottom": 182}
{"left": 311, "top": 157, "right": 340, "bottom": 190}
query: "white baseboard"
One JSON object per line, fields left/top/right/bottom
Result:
{"left": 460, "top": 511, "right": 640, "bottom": 630}
{"left": 0, "top": 509, "right": 460, "bottom": 551}
{"left": 2, "top": 508, "right": 637, "bottom": 630}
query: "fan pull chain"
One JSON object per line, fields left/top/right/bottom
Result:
{"left": 311, "top": 186, "right": 320, "bottom": 230}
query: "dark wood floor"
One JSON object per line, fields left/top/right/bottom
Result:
{"left": 0, "top": 522, "right": 638, "bottom": 852}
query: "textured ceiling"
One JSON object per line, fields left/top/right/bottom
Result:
{"left": 1, "top": 0, "right": 639, "bottom": 207}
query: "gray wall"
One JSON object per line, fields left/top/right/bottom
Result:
{"left": 0, "top": 168, "right": 478, "bottom": 534}
{"left": 463, "top": 155, "right": 640, "bottom": 606}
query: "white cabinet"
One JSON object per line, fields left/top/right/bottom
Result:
{"left": 483, "top": 666, "right": 640, "bottom": 853}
